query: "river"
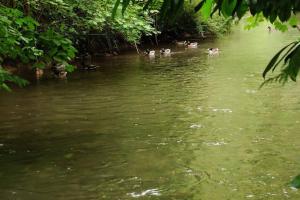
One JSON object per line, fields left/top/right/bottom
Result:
{"left": 1, "top": 23, "right": 300, "bottom": 199}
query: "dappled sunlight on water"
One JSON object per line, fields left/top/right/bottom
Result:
{"left": 1, "top": 23, "right": 300, "bottom": 199}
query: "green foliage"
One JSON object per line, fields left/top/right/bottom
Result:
{"left": 198, "top": 0, "right": 213, "bottom": 20}
{"left": 38, "top": 29, "right": 77, "bottom": 71}
{"left": 244, "top": 13, "right": 264, "bottom": 30}
{"left": 201, "top": 13, "right": 232, "bottom": 36}
{"left": 109, "top": 2, "right": 158, "bottom": 43}
{"left": 28, "top": 0, "right": 158, "bottom": 43}
{"left": 291, "top": 175, "right": 300, "bottom": 188}
{"left": 0, "top": 67, "right": 28, "bottom": 92}
{"left": 261, "top": 41, "right": 300, "bottom": 85}
{"left": 0, "top": 7, "right": 41, "bottom": 63}
{"left": 152, "top": 1, "right": 231, "bottom": 39}
{"left": 0, "top": 5, "right": 77, "bottom": 67}
{"left": 0, "top": 5, "right": 78, "bottom": 90}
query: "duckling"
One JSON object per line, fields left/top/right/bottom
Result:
{"left": 208, "top": 48, "right": 219, "bottom": 55}
{"left": 144, "top": 49, "right": 155, "bottom": 57}
{"left": 187, "top": 42, "right": 198, "bottom": 48}
{"left": 160, "top": 48, "right": 171, "bottom": 55}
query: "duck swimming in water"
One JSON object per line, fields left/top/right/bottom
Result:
{"left": 187, "top": 42, "right": 198, "bottom": 48}
{"left": 80, "top": 53, "right": 98, "bottom": 70}
{"left": 35, "top": 68, "right": 44, "bottom": 79}
{"left": 175, "top": 40, "right": 187, "bottom": 46}
{"left": 144, "top": 49, "right": 155, "bottom": 57}
{"left": 160, "top": 48, "right": 171, "bottom": 55}
{"left": 208, "top": 48, "right": 219, "bottom": 55}
{"left": 51, "top": 64, "right": 67, "bottom": 79}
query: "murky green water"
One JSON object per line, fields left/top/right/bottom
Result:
{"left": 1, "top": 24, "right": 300, "bottom": 200}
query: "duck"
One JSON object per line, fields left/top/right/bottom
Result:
{"left": 267, "top": 26, "right": 272, "bottom": 32}
{"left": 187, "top": 42, "right": 198, "bottom": 48}
{"left": 81, "top": 64, "right": 98, "bottom": 71}
{"left": 80, "top": 53, "right": 98, "bottom": 70}
{"left": 160, "top": 48, "right": 171, "bottom": 55}
{"left": 144, "top": 49, "right": 155, "bottom": 56}
{"left": 175, "top": 40, "right": 187, "bottom": 46}
{"left": 51, "top": 64, "right": 67, "bottom": 79}
{"left": 208, "top": 48, "right": 219, "bottom": 55}
{"left": 35, "top": 68, "right": 44, "bottom": 79}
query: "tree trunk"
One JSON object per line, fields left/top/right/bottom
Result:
{"left": 23, "top": 0, "right": 30, "bottom": 16}
{"left": 11, "top": 0, "right": 17, "bottom": 7}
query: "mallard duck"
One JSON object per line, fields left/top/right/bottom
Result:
{"left": 160, "top": 48, "right": 171, "bottom": 55}
{"left": 187, "top": 42, "right": 198, "bottom": 48}
{"left": 267, "top": 26, "right": 272, "bottom": 32}
{"left": 208, "top": 48, "right": 219, "bottom": 55}
{"left": 81, "top": 64, "right": 98, "bottom": 71}
{"left": 175, "top": 40, "right": 187, "bottom": 46}
{"left": 51, "top": 64, "right": 67, "bottom": 79}
{"left": 35, "top": 68, "right": 44, "bottom": 78}
{"left": 79, "top": 53, "right": 98, "bottom": 70}
{"left": 145, "top": 49, "right": 155, "bottom": 56}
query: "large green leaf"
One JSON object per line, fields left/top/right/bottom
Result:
{"left": 200, "top": 0, "right": 214, "bottom": 20}
{"left": 262, "top": 41, "right": 297, "bottom": 78}
{"left": 112, "top": 0, "right": 121, "bottom": 18}
{"left": 221, "top": 0, "right": 237, "bottom": 17}
{"left": 291, "top": 175, "right": 300, "bottom": 188}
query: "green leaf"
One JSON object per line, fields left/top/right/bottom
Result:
{"left": 1, "top": 83, "right": 11, "bottom": 92}
{"left": 200, "top": 0, "right": 214, "bottom": 20}
{"left": 194, "top": 0, "right": 205, "bottom": 12}
{"left": 65, "top": 64, "right": 76, "bottom": 72}
{"left": 263, "top": 41, "right": 297, "bottom": 78}
{"left": 122, "top": 0, "right": 131, "bottom": 14}
{"left": 236, "top": 1, "right": 248, "bottom": 19}
{"left": 291, "top": 175, "right": 300, "bottom": 188}
{"left": 33, "top": 62, "right": 46, "bottom": 69}
{"left": 274, "top": 20, "right": 288, "bottom": 32}
{"left": 144, "top": 0, "right": 154, "bottom": 10}
{"left": 112, "top": 0, "right": 121, "bottom": 18}
{"left": 289, "top": 16, "right": 298, "bottom": 27}
{"left": 221, "top": 0, "right": 237, "bottom": 17}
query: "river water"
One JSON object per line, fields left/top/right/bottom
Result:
{"left": 1, "top": 23, "right": 300, "bottom": 200}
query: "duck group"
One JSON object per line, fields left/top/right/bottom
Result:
{"left": 175, "top": 40, "right": 198, "bottom": 48}
{"left": 144, "top": 48, "right": 172, "bottom": 57}
{"left": 144, "top": 42, "right": 220, "bottom": 58}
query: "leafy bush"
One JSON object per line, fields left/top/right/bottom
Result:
{"left": 0, "top": 7, "right": 41, "bottom": 63}
{"left": 38, "top": 29, "right": 77, "bottom": 72}
{"left": 0, "top": 67, "right": 28, "bottom": 92}
{"left": 0, "top": 6, "right": 77, "bottom": 90}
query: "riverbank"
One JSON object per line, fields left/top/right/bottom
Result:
{"left": 0, "top": 1, "right": 232, "bottom": 90}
